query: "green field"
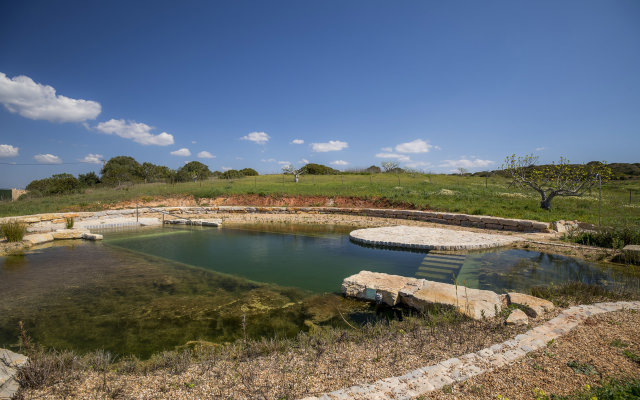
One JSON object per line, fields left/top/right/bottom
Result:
{"left": 1, "top": 173, "right": 639, "bottom": 226}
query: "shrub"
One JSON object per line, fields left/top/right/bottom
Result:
{"left": 240, "top": 168, "right": 259, "bottom": 176}
{"left": 298, "top": 163, "right": 338, "bottom": 175}
{"left": 220, "top": 169, "right": 244, "bottom": 179}
{"left": 65, "top": 217, "right": 74, "bottom": 229}
{"left": 566, "top": 225, "right": 640, "bottom": 249}
{"left": 1, "top": 220, "right": 27, "bottom": 242}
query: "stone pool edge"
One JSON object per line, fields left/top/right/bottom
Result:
{"left": 299, "top": 300, "right": 640, "bottom": 400}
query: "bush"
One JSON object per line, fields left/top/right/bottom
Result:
{"left": 1, "top": 220, "right": 27, "bottom": 242}
{"left": 567, "top": 225, "right": 640, "bottom": 249}
{"left": 298, "top": 163, "right": 338, "bottom": 175}
{"left": 240, "top": 168, "right": 259, "bottom": 176}
{"left": 26, "top": 173, "right": 82, "bottom": 196}
{"left": 65, "top": 217, "right": 74, "bottom": 229}
{"left": 220, "top": 169, "right": 244, "bottom": 179}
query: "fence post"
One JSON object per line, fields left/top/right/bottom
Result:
{"left": 598, "top": 174, "right": 602, "bottom": 227}
{"left": 397, "top": 174, "right": 400, "bottom": 186}
{"left": 136, "top": 204, "right": 139, "bottom": 223}
{"left": 485, "top": 176, "right": 488, "bottom": 188}
{"left": 341, "top": 175, "right": 343, "bottom": 185}
{"left": 369, "top": 175, "right": 372, "bottom": 185}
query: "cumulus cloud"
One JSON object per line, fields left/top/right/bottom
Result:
{"left": 330, "top": 160, "right": 348, "bottom": 166}
{"left": 241, "top": 131, "right": 270, "bottom": 144}
{"left": 375, "top": 152, "right": 410, "bottom": 162}
{"left": 197, "top": 151, "right": 215, "bottom": 159}
{"left": 299, "top": 158, "right": 309, "bottom": 164}
{"left": 95, "top": 119, "right": 174, "bottom": 146}
{"left": 170, "top": 148, "right": 191, "bottom": 156}
{"left": 405, "top": 161, "right": 432, "bottom": 169}
{"left": 395, "top": 139, "right": 432, "bottom": 154}
{"left": 311, "top": 140, "right": 348, "bottom": 152}
{"left": 222, "top": 166, "right": 232, "bottom": 171}
{"left": 439, "top": 158, "right": 494, "bottom": 169}
{"left": 291, "top": 139, "right": 304, "bottom": 144}
{"left": 80, "top": 153, "right": 103, "bottom": 164}
{"left": 277, "top": 160, "right": 291, "bottom": 165}
{"left": 34, "top": 153, "right": 62, "bottom": 164}
{"left": 0, "top": 72, "right": 101, "bottom": 123}
{"left": 0, "top": 144, "right": 19, "bottom": 158}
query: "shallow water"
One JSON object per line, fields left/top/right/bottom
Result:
{"left": 1, "top": 223, "right": 637, "bottom": 357}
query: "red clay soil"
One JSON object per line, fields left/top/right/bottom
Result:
{"left": 109, "top": 194, "right": 418, "bottom": 210}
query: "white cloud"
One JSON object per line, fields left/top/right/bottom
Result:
{"left": 0, "top": 144, "right": 19, "bottom": 158}
{"left": 197, "top": 151, "right": 215, "bottom": 159}
{"left": 191, "top": 140, "right": 197, "bottom": 144}
{"left": 439, "top": 158, "right": 495, "bottom": 169}
{"left": 311, "top": 140, "right": 348, "bottom": 152}
{"left": 0, "top": 72, "right": 101, "bottom": 123}
{"left": 395, "top": 139, "right": 432, "bottom": 154}
{"left": 291, "top": 139, "right": 304, "bottom": 144}
{"left": 261, "top": 158, "right": 277, "bottom": 163}
{"left": 222, "top": 166, "right": 232, "bottom": 171}
{"left": 381, "top": 147, "right": 392, "bottom": 152}
{"left": 170, "top": 148, "right": 191, "bottom": 156}
{"left": 535, "top": 147, "right": 545, "bottom": 151}
{"left": 299, "top": 158, "right": 309, "bottom": 164}
{"left": 241, "top": 131, "right": 270, "bottom": 144}
{"left": 95, "top": 119, "right": 174, "bottom": 146}
{"left": 405, "top": 161, "right": 432, "bottom": 168}
{"left": 330, "top": 160, "right": 348, "bottom": 166}
{"left": 277, "top": 160, "right": 291, "bottom": 165}
{"left": 375, "top": 152, "right": 411, "bottom": 162}
{"left": 80, "top": 153, "right": 103, "bottom": 164}
{"left": 434, "top": 145, "right": 442, "bottom": 150}
{"left": 34, "top": 153, "right": 62, "bottom": 164}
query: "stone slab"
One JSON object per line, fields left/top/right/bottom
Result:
{"left": 349, "top": 226, "right": 520, "bottom": 251}
{"left": 507, "top": 292, "right": 555, "bottom": 317}
{"left": 22, "top": 233, "right": 54, "bottom": 246}
{"left": 0, "top": 348, "right": 27, "bottom": 400}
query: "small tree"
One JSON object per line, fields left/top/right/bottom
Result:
{"left": 381, "top": 161, "right": 400, "bottom": 173}
{"left": 502, "top": 154, "right": 611, "bottom": 210}
{"left": 282, "top": 164, "right": 303, "bottom": 182}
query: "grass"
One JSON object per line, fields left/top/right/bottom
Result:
{"left": 1, "top": 173, "right": 639, "bottom": 226}
{"left": 0, "top": 219, "right": 27, "bottom": 242}
{"left": 529, "top": 282, "right": 640, "bottom": 308}
{"left": 536, "top": 380, "right": 640, "bottom": 399}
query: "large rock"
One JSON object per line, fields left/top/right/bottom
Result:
{"left": 23, "top": 233, "right": 54, "bottom": 246}
{"left": 341, "top": 271, "right": 418, "bottom": 306}
{"left": 0, "top": 348, "right": 28, "bottom": 400}
{"left": 81, "top": 232, "right": 103, "bottom": 241}
{"left": 52, "top": 229, "right": 89, "bottom": 240}
{"left": 342, "top": 271, "right": 503, "bottom": 320}
{"left": 506, "top": 309, "right": 529, "bottom": 326}
{"left": 400, "top": 279, "right": 502, "bottom": 319}
{"left": 507, "top": 292, "right": 555, "bottom": 318}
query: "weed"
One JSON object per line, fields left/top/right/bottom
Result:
{"left": 567, "top": 360, "right": 597, "bottom": 375}
{"left": 610, "top": 338, "right": 628, "bottom": 348}
{"left": 1, "top": 220, "right": 27, "bottom": 242}
{"left": 65, "top": 217, "right": 74, "bottom": 229}
{"left": 622, "top": 350, "right": 640, "bottom": 364}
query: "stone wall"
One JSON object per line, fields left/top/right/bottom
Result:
{"left": 0, "top": 206, "right": 551, "bottom": 233}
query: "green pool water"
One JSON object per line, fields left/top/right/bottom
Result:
{"left": 1, "top": 223, "right": 637, "bottom": 357}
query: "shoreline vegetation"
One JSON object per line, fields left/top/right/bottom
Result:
{"left": 9, "top": 285, "right": 640, "bottom": 400}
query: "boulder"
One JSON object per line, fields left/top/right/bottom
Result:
{"left": 506, "top": 309, "right": 529, "bottom": 326}
{"left": 52, "top": 229, "right": 89, "bottom": 240}
{"left": 81, "top": 232, "right": 103, "bottom": 241}
{"left": 400, "top": 280, "right": 502, "bottom": 320}
{"left": 507, "top": 292, "right": 555, "bottom": 318}
{"left": 341, "top": 271, "right": 418, "bottom": 306}
{"left": 23, "top": 233, "right": 54, "bottom": 246}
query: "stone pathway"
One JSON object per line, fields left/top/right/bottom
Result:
{"left": 0, "top": 349, "right": 27, "bottom": 400}
{"left": 300, "top": 301, "right": 640, "bottom": 400}
{"left": 349, "top": 226, "right": 521, "bottom": 251}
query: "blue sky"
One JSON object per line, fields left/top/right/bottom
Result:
{"left": 1, "top": 0, "right": 639, "bottom": 188}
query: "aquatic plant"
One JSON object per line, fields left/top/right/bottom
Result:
{"left": 1, "top": 219, "right": 26, "bottom": 242}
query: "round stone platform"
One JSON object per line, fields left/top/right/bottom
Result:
{"left": 349, "top": 225, "right": 520, "bottom": 250}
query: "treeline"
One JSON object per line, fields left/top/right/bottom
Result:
{"left": 24, "top": 156, "right": 260, "bottom": 197}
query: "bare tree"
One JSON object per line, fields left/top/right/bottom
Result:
{"left": 381, "top": 161, "right": 400, "bottom": 172}
{"left": 281, "top": 164, "right": 302, "bottom": 182}
{"left": 502, "top": 154, "right": 611, "bottom": 210}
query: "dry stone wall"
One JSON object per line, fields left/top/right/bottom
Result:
{"left": 0, "top": 206, "right": 550, "bottom": 233}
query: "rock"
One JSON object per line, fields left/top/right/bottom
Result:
{"left": 506, "top": 309, "right": 529, "bottom": 326}
{"left": 51, "top": 229, "right": 89, "bottom": 240}
{"left": 400, "top": 279, "right": 502, "bottom": 320}
{"left": 507, "top": 292, "right": 555, "bottom": 318}
{"left": 0, "top": 348, "right": 28, "bottom": 400}
{"left": 23, "top": 233, "right": 54, "bottom": 246}
{"left": 341, "top": 271, "right": 418, "bottom": 306}
{"left": 81, "top": 232, "right": 103, "bottom": 241}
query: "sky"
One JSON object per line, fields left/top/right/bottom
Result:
{"left": 1, "top": 0, "right": 639, "bottom": 188}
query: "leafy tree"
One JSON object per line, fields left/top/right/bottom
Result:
{"left": 26, "top": 173, "right": 81, "bottom": 196}
{"left": 142, "top": 162, "right": 175, "bottom": 183}
{"left": 220, "top": 169, "right": 244, "bottom": 179}
{"left": 503, "top": 154, "right": 612, "bottom": 210}
{"left": 239, "top": 168, "right": 259, "bottom": 176}
{"left": 364, "top": 165, "right": 381, "bottom": 174}
{"left": 282, "top": 164, "right": 302, "bottom": 182}
{"left": 101, "top": 156, "right": 144, "bottom": 186}
{"left": 78, "top": 172, "right": 101, "bottom": 187}
{"left": 176, "top": 161, "right": 212, "bottom": 182}
{"left": 298, "top": 163, "right": 338, "bottom": 175}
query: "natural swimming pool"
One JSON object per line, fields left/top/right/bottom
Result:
{"left": 1, "top": 223, "right": 638, "bottom": 357}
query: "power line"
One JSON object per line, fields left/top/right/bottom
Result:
{"left": 0, "top": 162, "right": 101, "bottom": 166}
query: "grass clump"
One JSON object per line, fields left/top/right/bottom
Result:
{"left": 529, "top": 282, "right": 639, "bottom": 308}
{"left": 1, "top": 219, "right": 27, "bottom": 242}
{"left": 65, "top": 217, "right": 74, "bottom": 229}
{"left": 566, "top": 224, "right": 640, "bottom": 249}
{"left": 535, "top": 380, "right": 640, "bottom": 399}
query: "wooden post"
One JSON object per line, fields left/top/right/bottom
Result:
{"left": 254, "top": 176, "right": 257, "bottom": 189}
{"left": 485, "top": 176, "right": 488, "bottom": 188}
{"left": 369, "top": 175, "right": 372, "bottom": 185}
{"left": 598, "top": 174, "right": 602, "bottom": 227}
{"left": 341, "top": 175, "right": 343, "bottom": 185}
{"left": 136, "top": 204, "right": 139, "bottom": 223}
{"left": 397, "top": 174, "right": 400, "bottom": 186}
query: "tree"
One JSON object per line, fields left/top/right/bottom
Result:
{"left": 142, "top": 162, "right": 174, "bottom": 183}
{"left": 101, "top": 156, "right": 144, "bottom": 186}
{"left": 381, "top": 161, "right": 400, "bottom": 172}
{"left": 281, "top": 164, "right": 302, "bottom": 182}
{"left": 239, "top": 168, "right": 259, "bottom": 176}
{"left": 502, "top": 154, "right": 611, "bottom": 210}
{"left": 298, "top": 163, "right": 338, "bottom": 175}
{"left": 220, "top": 169, "right": 244, "bottom": 179}
{"left": 176, "top": 161, "right": 212, "bottom": 182}
{"left": 457, "top": 167, "right": 468, "bottom": 175}
{"left": 26, "top": 173, "right": 81, "bottom": 196}
{"left": 78, "top": 172, "right": 101, "bottom": 187}
{"left": 364, "top": 165, "right": 381, "bottom": 174}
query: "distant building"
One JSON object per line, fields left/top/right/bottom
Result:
{"left": 0, "top": 189, "right": 28, "bottom": 201}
